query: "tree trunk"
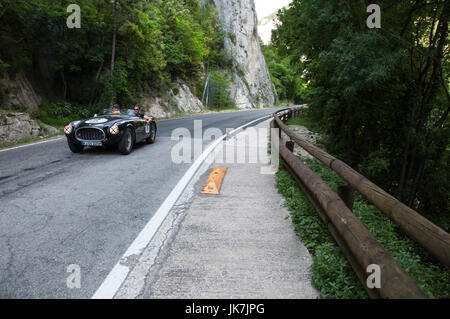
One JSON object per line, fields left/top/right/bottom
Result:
{"left": 398, "top": 88, "right": 418, "bottom": 200}
{"left": 61, "top": 70, "right": 67, "bottom": 99}
{"left": 408, "top": 152, "right": 427, "bottom": 208}
{"left": 0, "top": 3, "right": 11, "bottom": 20}
{"left": 111, "top": 0, "right": 117, "bottom": 77}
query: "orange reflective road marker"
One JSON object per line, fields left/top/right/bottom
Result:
{"left": 201, "top": 168, "right": 228, "bottom": 195}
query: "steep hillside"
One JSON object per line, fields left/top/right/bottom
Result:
{"left": 0, "top": 0, "right": 276, "bottom": 143}
{"left": 205, "top": 0, "right": 275, "bottom": 107}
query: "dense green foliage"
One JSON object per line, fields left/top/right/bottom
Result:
{"left": 276, "top": 154, "right": 450, "bottom": 299}
{"left": 32, "top": 101, "right": 103, "bottom": 127}
{"left": 199, "top": 71, "right": 235, "bottom": 110}
{"left": 0, "top": 0, "right": 228, "bottom": 111}
{"left": 261, "top": 42, "right": 305, "bottom": 104}
{"left": 272, "top": 0, "right": 449, "bottom": 221}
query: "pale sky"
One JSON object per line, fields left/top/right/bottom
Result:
{"left": 254, "top": 0, "right": 292, "bottom": 20}
{"left": 254, "top": 0, "right": 293, "bottom": 44}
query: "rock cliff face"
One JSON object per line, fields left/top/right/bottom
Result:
{"left": 0, "top": 73, "right": 56, "bottom": 144}
{"left": 0, "top": 113, "right": 41, "bottom": 143}
{"left": 0, "top": 113, "right": 60, "bottom": 144}
{"left": 0, "top": 72, "right": 42, "bottom": 110}
{"left": 204, "top": 0, "right": 275, "bottom": 108}
{"left": 141, "top": 78, "right": 203, "bottom": 118}
{"left": 169, "top": 79, "right": 203, "bottom": 113}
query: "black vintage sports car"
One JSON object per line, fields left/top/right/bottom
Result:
{"left": 64, "top": 109, "right": 157, "bottom": 155}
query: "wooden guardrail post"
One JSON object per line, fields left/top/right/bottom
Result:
{"left": 278, "top": 143, "right": 427, "bottom": 298}
{"left": 274, "top": 110, "right": 450, "bottom": 267}
{"left": 272, "top": 107, "right": 450, "bottom": 298}
{"left": 286, "top": 140, "right": 294, "bottom": 153}
{"left": 338, "top": 185, "right": 355, "bottom": 212}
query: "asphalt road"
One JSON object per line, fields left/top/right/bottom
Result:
{"left": 0, "top": 108, "right": 277, "bottom": 298}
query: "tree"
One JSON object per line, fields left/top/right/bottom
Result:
{"left": 261, "top": 42, "right": 305, "bottom": 103}
{"left": 111, "top": 0, "right": 118, "bottom": 77}
{"left": 0, "top": 0, "right": 226, "bottom": 115}
{"left": 272, "top": 0, "right": 449, "bottom": 220}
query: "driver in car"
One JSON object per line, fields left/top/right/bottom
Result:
{"left": 133, "top": 105, "right": 153, "bottom": 123}
{"left": 112, "top": 104, "right": 121, "bottom": 114}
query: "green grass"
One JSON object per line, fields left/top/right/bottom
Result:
{"left": 276, "top": 157, "right": 450, "bottom": 299}
{"left": 285, "top": 113, "right": 322, "bottom": 135}
{"left": 204, "top": 105, "right": 241, "bottom": 112}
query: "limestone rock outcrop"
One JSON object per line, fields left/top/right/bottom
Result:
{"left": 0, "top": 72, "right": 42, "bottom": 110}
{"left": 203, "top": 0, "right": 275, "bottom": 108}
{"left": 141, "top": 79, "right": 203, "bottom": 118}
{"left": 0, "top": 113, "right": 41, "bottom": 143}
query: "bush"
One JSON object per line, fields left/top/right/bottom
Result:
{"left": 0, "top": 83, "right": 10, "bottom": 108}
{"left": 0, "top": 58, "right": 9, "bottom": 76}
{"left": 202, "top": 71, "right": 235, "bottom": 110}
{"left": 312, "top": 242, "right": 367, "bottom": 299}
{"left": 276, "top": 156, "right": 450, "bottom": 299}
{"left": 276, "top": 164, "right": 365, "bottom": 299}
{"left": 33, "top": 101, "right": 102, "bottom": 127}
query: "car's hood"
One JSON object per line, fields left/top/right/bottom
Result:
{"left": 76, "top": 115, "right": 132, "bottom": 128}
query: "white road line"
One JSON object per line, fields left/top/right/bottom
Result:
{"left": 92, "top": 114, "right": 272, "bottom": 299}
{"left": 0, "top": 137, "right": 64, "bottom": 153}
{"left": 155, "top": 108, "right": 272, "bottom": 122}
{"left": 0, "top": 110, "right": 275, "bottom": 152}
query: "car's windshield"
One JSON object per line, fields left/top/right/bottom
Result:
{"left": 99, "top": 109, "right": 135, "bottom": 116}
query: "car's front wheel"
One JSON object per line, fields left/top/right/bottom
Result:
{"left": 118, "top": 128, "right": 134, "bottom": 155}
{"left": 67, "top": 139, "right": 83, "bottom": 153}
{"left": 145, "top": 123, "right": 156, "bottom": 144}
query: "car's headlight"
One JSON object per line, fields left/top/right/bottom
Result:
{"left": 109, "top": 123, "right": 119, "bottom": 135}
{"left": 64, "top": 125, "right": 73, "bottom": 135}
{"left": 64, "top": 121, "right": 80, "bottom": 135}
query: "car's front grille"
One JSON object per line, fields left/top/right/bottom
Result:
{"left": 76, "top": 128, "right": 105, "bottom": 141}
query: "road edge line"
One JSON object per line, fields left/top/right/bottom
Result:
{"left": 0, "top": 136, "right": 64, "bottom": 153}
{"left": 92, "top": 114, "right": 272, "bottom": 299}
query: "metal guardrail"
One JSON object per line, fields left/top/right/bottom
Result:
{"left": 271, "top": 106, "right": 450, "bottom": 298}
